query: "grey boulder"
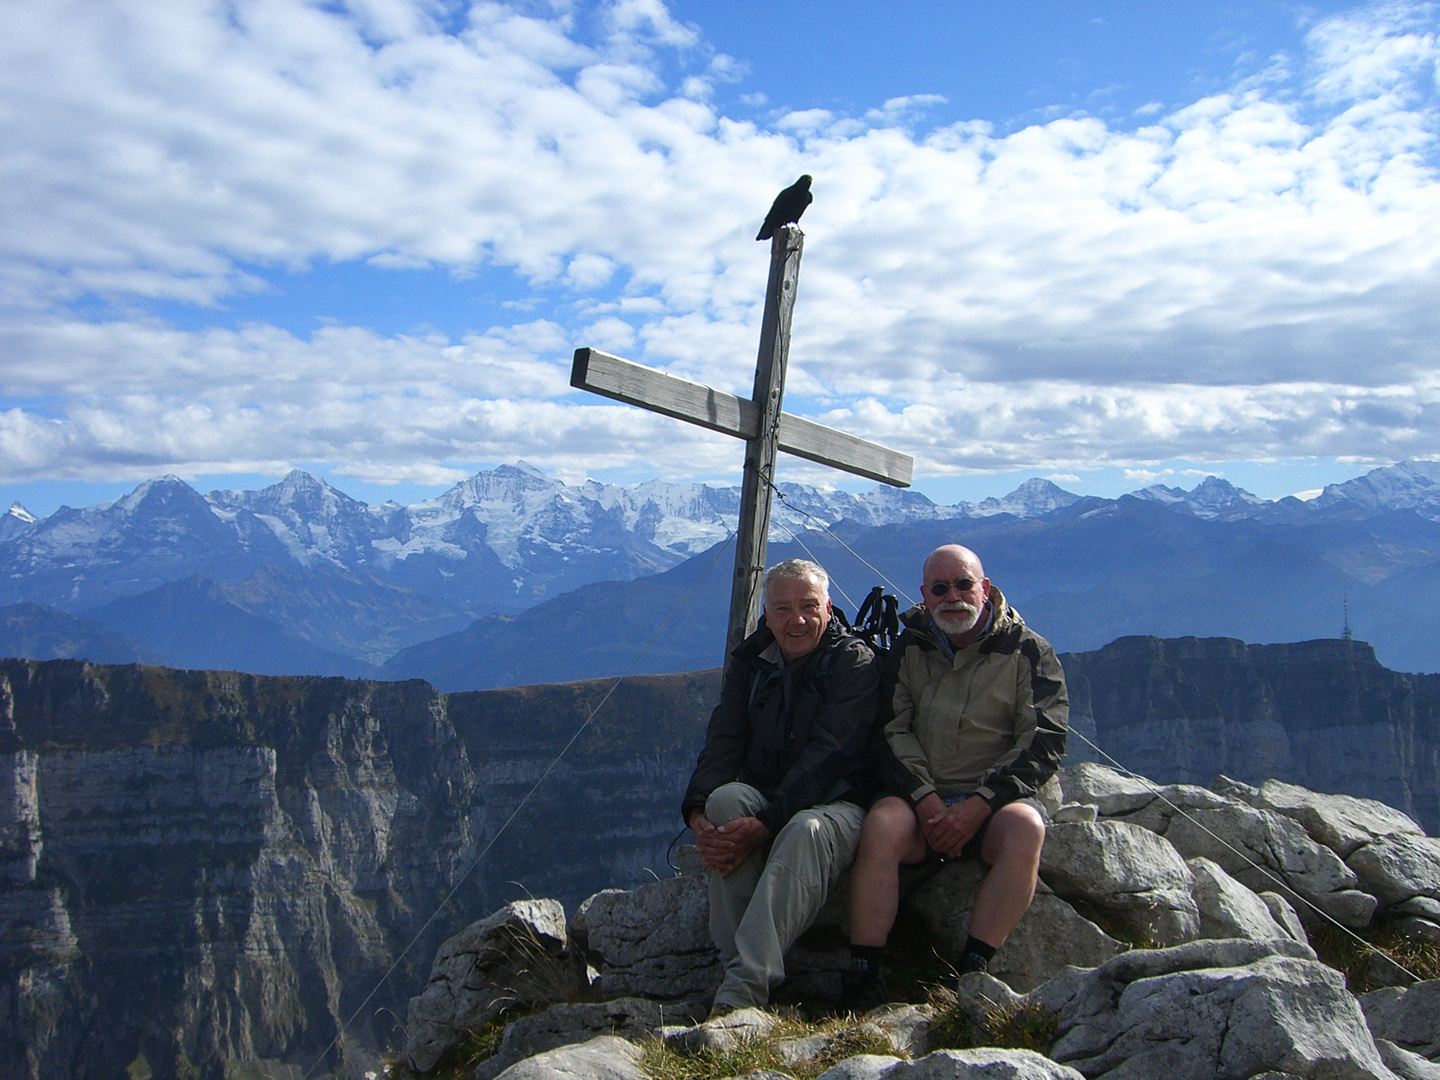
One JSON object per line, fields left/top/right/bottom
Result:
{"left": 1188, "top": 857, "right": 1290, "bottom": 941}
{"left": 951, "top": 972, "right": 1026, "bottom": 1038}
{"left": 663, "top": 1006, "right": 779, "bottom": 1052}
{"left": 814, "top": 1055, "right": 902, "bottom": 1080}
{"left": 491, "top": 1035, "right": 645, "bottom": 1080}
{"left": 1257, "top": 890, "right": 1309, "bottom": 944}
{"left": 406, "top": 899, "right": 589, "bottom": 1073}
{"left": 1377, "top": 1040, "right": 1440, "bottom": 1080}
{"left": 905, "top": 860, "right": 1122, "bottom": 992}
{"left": 1361, "top": 980, "right": 1440, "bottom": 1061}
{"left": 1055, "top": 762, "right": 1160, "bottom": 818}
{"left": 1039, "top": 820, "right": 1200, "bottom": 946}
{"left": 1050, "top": 942, "right": 1394, "bottom": 1080}
{"left": 1395, "top": 916, "right": 1440, "bottom": 943}
{"left": 880, "top": 1048, "right": 1084, "bottom": 1080}
{"left": 1236, "top": 778, "right": 1425, "bottom": 858}
{"left": 863, "top": 1002, "right": 936, "bottom": 1058}
{"left": 1112, "top": 782, "right": 1378, "bottom": 928}
{"left": 476, "top": 998, "right": 682, "bottom": 1080}
{"left": 1347, "top": 834, "right": 1440, "bottom": 909}
{"left": 572, "top": 871, "right": 718, "bottom": 1001}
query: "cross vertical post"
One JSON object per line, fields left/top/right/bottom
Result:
{"left": 728, "top": 225, "right": 804, "bottom": 657}
{"left": 570, "top": 223, "right": 913, "bottom": 668}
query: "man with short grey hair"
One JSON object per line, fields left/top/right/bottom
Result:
{"left": 682, "top": 558, "right": 881, "bottom": 1015}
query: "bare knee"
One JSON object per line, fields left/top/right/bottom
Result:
{"left": 982, "top": 802, "right": 1045, "bottom": 865}
{"left": 857, "top": 797, "right": 922, "bottom": 865}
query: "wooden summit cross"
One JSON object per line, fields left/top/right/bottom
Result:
{"left": 570, "top": 225, "right": 915, "bottom": 660}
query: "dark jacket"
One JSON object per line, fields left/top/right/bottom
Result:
{"left": 681, "top": 618, "right": 881, "bottom": 835}
{"left": 873, "top": 586, "right": 1068, "bottom": 812}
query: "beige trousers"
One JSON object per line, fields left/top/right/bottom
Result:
{"left": 705, "top": 781, "right": 865, "bottom": 1008}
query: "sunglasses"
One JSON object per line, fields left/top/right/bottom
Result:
{"left": 928, "top": 577, "right": 979, "bottom": 598}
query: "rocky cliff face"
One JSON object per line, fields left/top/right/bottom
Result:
{"left": 1062, "top": 636, "right": 1440, "bottom": 833}
{"left": 0, "top": 659, "right": 715, "bottom": 1080}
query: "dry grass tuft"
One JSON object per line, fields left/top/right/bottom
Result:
{"left": 377, "top": 1007, "right": 525, "bottom": 1080}
{"left": 1310, "top": 917, "right": 1440, "bottom": 994}
{"left": 640, "top": 1012, "right": 900, "bottom": 1080}
{"left": 923, "top": 984, "right": 1057, "bottom": 1054}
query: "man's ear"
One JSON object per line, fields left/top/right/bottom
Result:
{"left": 981, "top": 578, "right": 991, "bottom": 600}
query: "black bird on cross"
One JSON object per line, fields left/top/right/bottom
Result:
{"left": 756, "top": 174, "right": 813, "bottom": 240}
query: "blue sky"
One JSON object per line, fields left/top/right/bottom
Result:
{"left": 3, "top": 0, "right": 1439, "bottom": 517}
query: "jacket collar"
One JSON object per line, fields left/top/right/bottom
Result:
{"left": 898, "top": 584, "right": 1014, "bottom": 654}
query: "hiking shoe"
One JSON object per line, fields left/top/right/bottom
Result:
{"left": 839, "top": 969, "right": 888, "bottom": 1014}
{"left": 706, "top": 1001, "right": 736, "bottom": 1021}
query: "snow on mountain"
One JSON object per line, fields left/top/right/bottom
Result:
{"left": 0, "top": 463, "right": 1092, "bottom": 619}
{"left": 0, "top": 476, "right": 268, "bottom": 610}
{"left": 0, "top": 502, "right": 37, "bottom": 543}
{"left": 1313, "top": 460, "right": 1440, "bottom": 519}
{"left": 209, "top": 469, "right": 398, "bottom": 569}
{"left": 970, "top": 478, "right": 1083, "bottom": 518}
{"left": 1130, "top": 476, "right": 1269, "bottom": 520}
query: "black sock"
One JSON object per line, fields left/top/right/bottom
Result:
{"left": 963, "top": 936, "right": 997, "bottom": 961}
{"left": 850, "top": 944, "right": 885, "bottom": 974}
{"left": 957, "top": 936, "right": 998, "bottom": 974}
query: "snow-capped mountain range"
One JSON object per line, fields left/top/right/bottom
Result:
{"left": 1, "top": 459, "right": 1438, "bottom": 674}
{"left": 0, "top": 462, "right": 1065, "bottom": 618}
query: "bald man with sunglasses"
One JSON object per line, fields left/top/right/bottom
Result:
{"left": 841, "top": 544, "right": 1069, "bottom": 1009}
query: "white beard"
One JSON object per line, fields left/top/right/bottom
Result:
{"left": 934, "top": 602, "right": 980, "bottom": 635}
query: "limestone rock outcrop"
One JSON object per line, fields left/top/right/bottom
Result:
{"left": 490, "top": 1034, "right": 647, "bottom": 1080}
{"left": 904, "top": 864, "right": 1123, "bottom": 992}
{"left": 1361, "top": 980, "right": 1440, "bottom": 1062}
{"left": 1046, "top": 939, "right": 1395, "bottom": 1079}
{"left": 882, "top": 1048, "right": 1084, "bottom": 1080}
{"left": 404, "top": 899, "right": 589, "bottom": 1073}
{"left": 572, "top": 870, "right": 718, "bottom": 1002}
{"left": 1187, "top": 856, "right": 1294, "bottom": 941}
{"left": 392, "top": 755, "right": 1440, "bottom": 1080}
{"left": 1037, "top": 820, "right": 1200, "bottom": 946}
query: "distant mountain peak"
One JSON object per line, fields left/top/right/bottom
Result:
{"left": 1314, "top": 460, "right": 1440, "bottom": 519}
{"left": 972, "top": 477, "right": 1081, "bottom": 518}
{"left": 277, "top": 468, "right": 326, "bottom": 489}
{"left": 113, "top": 475, "right": 207, "bottom": 514}
{"left": 1130, "top": 475, "right": 1265, "bottom": 519}
{"left": 6, "top": 502, "right": 36, "bottom": 524}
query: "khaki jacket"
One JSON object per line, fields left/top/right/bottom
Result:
{"left": 882, "top": 586, "right": 1068, "bottom": 809}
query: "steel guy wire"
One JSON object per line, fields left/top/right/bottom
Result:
{"left": 302, "top": 530, "right": 737, "bottom": 1079}
{"left": 1063, "top": 725, "right": 1421, "bottom": 984}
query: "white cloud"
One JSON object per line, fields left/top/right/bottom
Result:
{"left": 3, "top": 1, "right": 1440, "bottom": 485}
{"left": 1123, "top": 468, "right": 1169, "bottom": 484}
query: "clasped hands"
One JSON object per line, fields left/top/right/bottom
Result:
{"left": 689, "top": 812, "right": 771, "bottom": 876}
{"left": 916, "top": 792, "right": 991, "bottom": 857}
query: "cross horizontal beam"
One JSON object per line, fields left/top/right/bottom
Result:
{"left": 571, "top": 348, "right": 913, "bottom": 488}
